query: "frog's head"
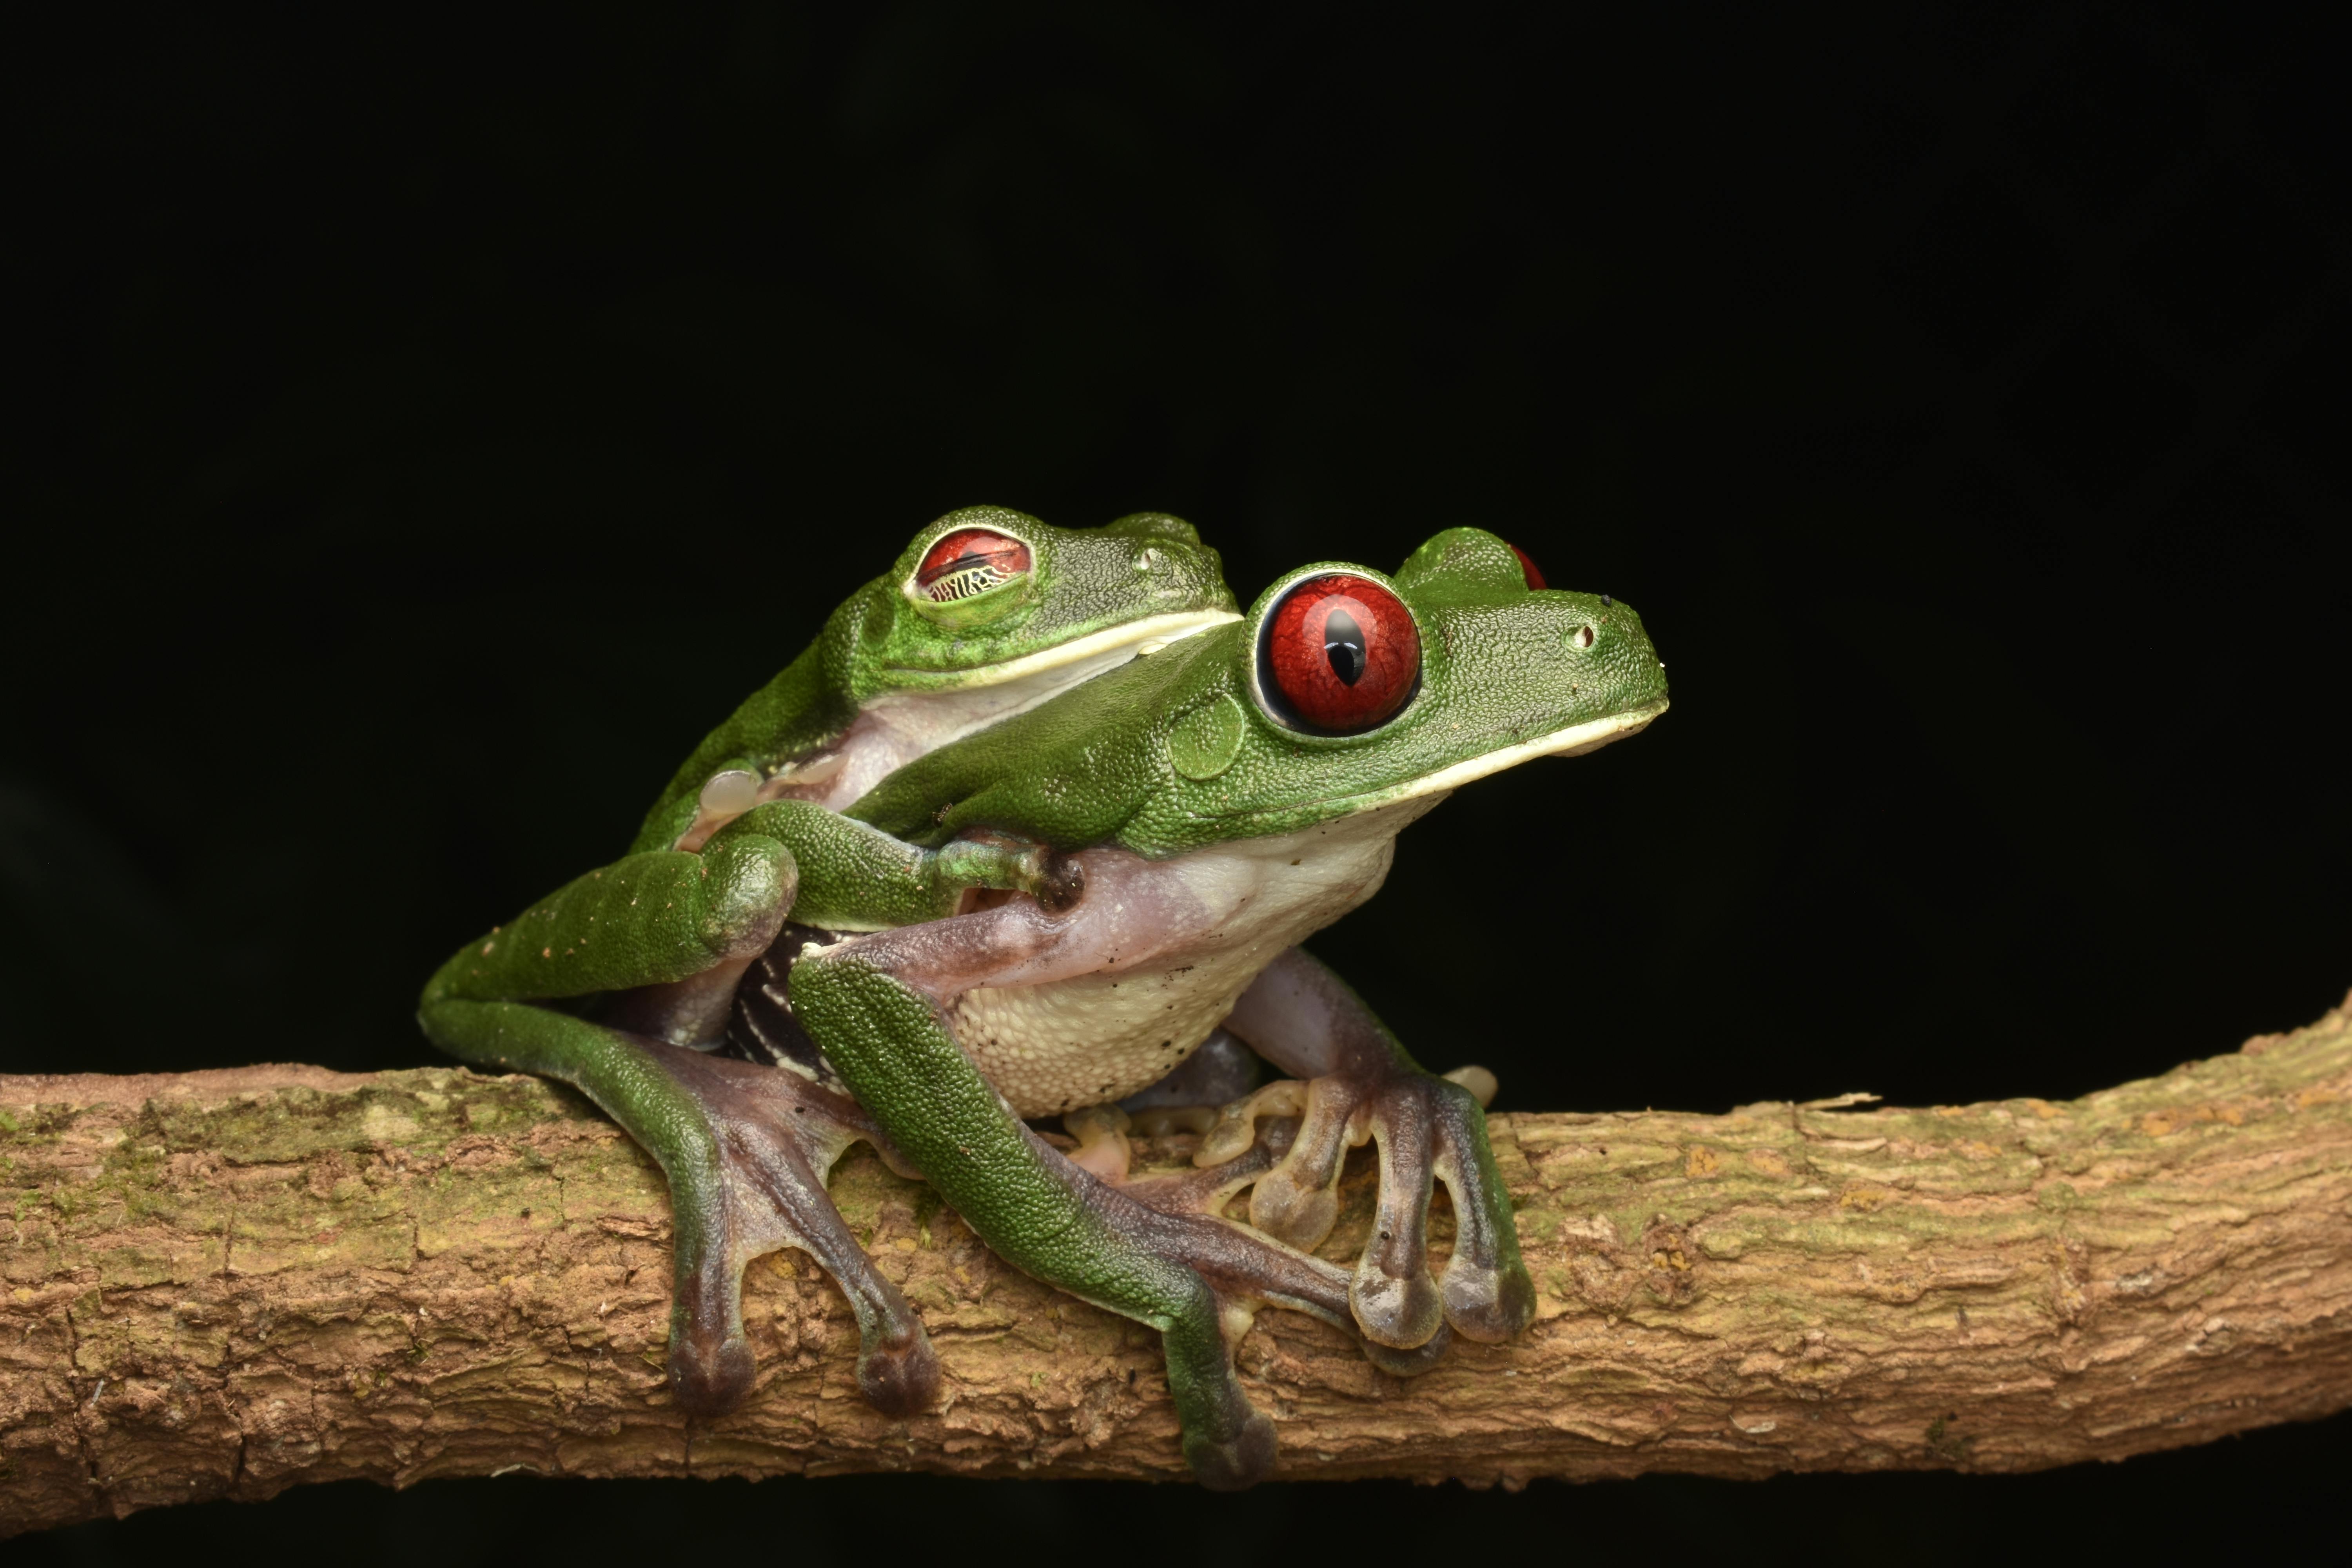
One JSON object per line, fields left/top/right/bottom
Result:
{"left": 844, "top": 506, "right": 1239, "bottom": 699}
{"left": 1158, "top": 526, "right": 1670, "bottom": 839}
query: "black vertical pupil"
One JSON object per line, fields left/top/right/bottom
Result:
{"left": 1323, "top": 607, "right": 1366, "bottom": 685}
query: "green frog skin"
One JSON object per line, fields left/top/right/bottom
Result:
{"left": 790, "top": 526, "right": 1670, "bottom": 1486}
{"left": 635, "top": 506, "right": 1242, "bottom": 855}
{"left": 419, "top": 506, "right": 1240, "bottom": 1417}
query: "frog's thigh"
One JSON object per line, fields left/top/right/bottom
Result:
{"left": 417, "top": 998, "right": 937, "bottom": 1419}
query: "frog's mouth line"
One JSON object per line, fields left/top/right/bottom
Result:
{"left": 1386, "top": 698, "right": 1668, "bottom": 804}
{"left": 1208, "top": 699, "right": 1670, "bottom": 824}
{"left": 878, "top": 609, "right": 1239, "bottom": 686}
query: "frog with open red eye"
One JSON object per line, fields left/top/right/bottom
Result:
{"left": 776, "top": 526, "right": 1670, "bottom": 1485}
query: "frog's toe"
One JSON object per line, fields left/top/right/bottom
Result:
{"left": 1348, "top": 1096, "right": 1445, "bottom": 1347}
{"left": 1249, "top": 1157, "right": 1343, "bottom": 1252}
{"left": 1062, "top": 1103, "right": 1134, "bottom": 1182}
{"left": 668, "top": 1319, "right": 759, "bottom": 1417}
{"left": 1240, "top": 1080, "right": 1353, "bottom": 1250}
{"left": 1120, "top": 1125, "right": 1283, "bottom": 1216}
{"left": 1427, "top": 1073, "right": 1536, "bottom": 1343}
{"left": 1360, "top": 1320, "right": 1453, "bottom": 1377}
{"left": 1186, "top": 1410, "right": 1278, "bottom": 1492}
{"left": 1442, "top": 1259, "right": 1537, "bottom": 1344}
{"left": 857, "top": 1321, "right": 942, "bottom": 1417}
{"left": 1350, "top": 1263, "right": 1445, "bottom": 1349}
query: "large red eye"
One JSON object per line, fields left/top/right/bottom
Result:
{"left": 1507, "top": 543, "right": 1546, "bottom": 590}
{"left": 915, "top": 528, "right": 1032, "bottom": 603}
{"left": 1258, "top": 573, "right": 1420, "bottom": 733}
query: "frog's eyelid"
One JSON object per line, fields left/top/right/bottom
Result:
{"left": 911, "top": 528, "right": 1033, "bottom": 603}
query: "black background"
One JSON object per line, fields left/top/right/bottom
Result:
{"left": 5, "top": 4, "right": 2346, "bottom": 1557}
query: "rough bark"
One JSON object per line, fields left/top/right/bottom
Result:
{"left": 4, "top": 993, "right": 2349, "bottom": 1533}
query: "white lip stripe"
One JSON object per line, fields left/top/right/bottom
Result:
{"left": 882, "top": 608, "right": 1239, "bottom": 686}
{"left": 1330, "top": 699, "right": 1670, "bottom": 816}
{"left": 1389, "top": 701, "right": 1668, "bottom": 798}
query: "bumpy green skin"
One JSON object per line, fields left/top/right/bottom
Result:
{"left": 852, "top": 527, "right": 1666, "bottom": 854}
{"left": 806, "top": 527, "right": 1668, "bottom": 1485}
{"left": 431, "top": 504, "right": 1233, "bottom": 1012}
{"left": 630, "top": 507, "right": 1235, "bottom": 855}
{"left": 790, "top": 962, "right": 1271, "bottom": 1485}
{"left": 421, "top": 802, "right": 996, "bottom": 1014}
{"left": 417, "top": 505, "right": 1234, "bottom": 1418}
{"left": 414, "top": 797, "right": 1024, "bottom": 1413}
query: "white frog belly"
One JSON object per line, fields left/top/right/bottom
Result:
{"left": 951, "top": 813, "right": 1416, "bottom": 1117}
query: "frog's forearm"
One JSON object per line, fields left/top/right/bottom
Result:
{"left": 423, "top": 804, "right": 1054, "bottom": 1014}
{"left": 709, "top": 801, "right": 1051, "bottom": 931}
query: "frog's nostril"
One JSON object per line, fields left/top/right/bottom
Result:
{"left": 1134, "top": 548, "right": 1165, "bottom": 573}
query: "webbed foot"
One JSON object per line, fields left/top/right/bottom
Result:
{"left": 418, "top": 992, "right": 938, "bottom": 1420}
{"left": 1104, "top": 1107, "right": 1457, "bottom": 1380}
{"left": 1205, "top": 949, "right": 1536, "bottom": 1350}
{"left": 648, "top": 1044, "right": 941, "bottom": 1418}
{"left": 1028, "top": 1120, "right": 1453, "bottom": 1410}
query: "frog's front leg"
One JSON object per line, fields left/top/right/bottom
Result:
{"left": 421, "top": 994, "right": 938, "bottom": 1416}
{"left": 415, "top": 807, "right": 1009, "bottom": 1417}
{"left": 1195, "top": 947, "right": 1535, "bottom": 1348}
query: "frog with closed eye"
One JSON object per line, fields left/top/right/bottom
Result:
{"left": 420, "top": 506, "right": 1242, "bottom": 1414}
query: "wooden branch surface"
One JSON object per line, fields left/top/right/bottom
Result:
{"left": 5, "top": 994, "right": 2350, "bottom": 1533}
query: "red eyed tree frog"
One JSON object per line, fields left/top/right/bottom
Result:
{"left": 780, "top": 526, "right": 1670, "bottom": 1486}
{"left": 420, "top": 507, "right": 1242, "bottom": 1413}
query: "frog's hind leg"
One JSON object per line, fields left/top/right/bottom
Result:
{"left": 416, "top": 997, "right": 939, "bottom": 1419}
{"left": 789, "top": 864, "right": 1454, "bottom": 1488}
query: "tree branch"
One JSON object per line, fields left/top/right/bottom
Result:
{"left": 5, "top": 992, "right": 2350, "bottom": 1533}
